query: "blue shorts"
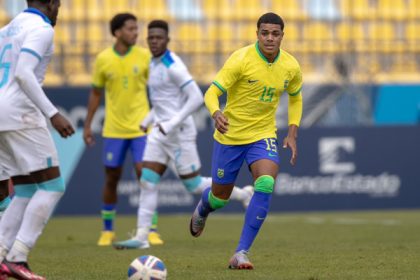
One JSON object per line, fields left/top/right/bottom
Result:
{"left": 103, "top": 136, "right": 147, "bottom": 168}
{"left": 211, "top": 138, "right": 280, "bottom": 185}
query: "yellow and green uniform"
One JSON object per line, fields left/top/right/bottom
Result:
{"left": 205, "top": 42, "right": 303, "bottom": 145}
{"left": 92, "top": 46, "right": 151, "bottom": 138}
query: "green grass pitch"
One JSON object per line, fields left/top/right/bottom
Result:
{"left": 30, "top": 210, "right": 419, "bottom": 279}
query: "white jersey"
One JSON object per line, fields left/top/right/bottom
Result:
{"left": 0, "top": 9, "right": 54, "bottom": 131}
{"left": 148, "top": 50, "right": 197, "bottom": 140}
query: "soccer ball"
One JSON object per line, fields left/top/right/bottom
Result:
{"left": 128, "top": 255, "right": 167, "bottom": 280}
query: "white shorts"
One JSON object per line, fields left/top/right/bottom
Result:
{"left": 142, "top": 127, "right": 201, "bottom": 176}
{"left": 0, "top": 127, "right": 59, "bottom": 180}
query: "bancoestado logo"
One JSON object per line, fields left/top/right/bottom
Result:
{"left": 275, "top": 137, "right": 401, "bottom": 198}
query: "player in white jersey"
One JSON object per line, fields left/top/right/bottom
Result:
{"left": 0, "top": 1, "right": 74, "bottom": 279}
{"left": 113, "top": 20, "right": 253, "bottom": 250}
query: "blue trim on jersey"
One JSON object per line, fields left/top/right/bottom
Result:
{"left": 180, "top": 79, "right": 193, "bottom": 90}
{"left": 38, "top": 177, "right": 66, "bottom": 192}
{"left": 21, "top": 48, "right": 42, "bottom": 61}
{"left": 161, "top": 50, "right": 174, "bottom": 68}
{"left": 212, "top": 81, "right": 226, "bottom": 93}
{"left": 141, "top": 168, "right": 161, "bottom": 184}
{"left": 23, "top": 8, "right": 52, "bottom": 25}
{"left": 14, "top": 183, "right": 38, "bottom": 198}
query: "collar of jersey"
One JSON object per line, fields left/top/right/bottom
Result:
{"left": 23, "top": 8, "right": 52, "bottom": 25}
{"left": 112, "top": 45, "right": 133, "bottom": 57}
{"left": 255, "top": 42, "right": 280, "bottom": 64}
{"left": 155, "top": 49, "right": 170, "bottom": 61}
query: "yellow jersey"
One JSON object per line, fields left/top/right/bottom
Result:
{"left": 92, "top": 46, "right": 150, "bottom": 138}
{"left": 210, "top": 42, "right": 302, "bottom": 145}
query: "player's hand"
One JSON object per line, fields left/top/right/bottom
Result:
{"left": 213, "top": 110, "right": 229, "bottom": 134}
{"left": 50, "top": 113, "right": 75, "bottom": 139}
{"left": 283, "top": 135, "right": 297, "bottom": 166}
{"left": 83, "top": 126, "right": 95, "bottom": 146}
{"left": 157, "top": 123, "right": 167, "bottom": 135}
{"left": 140, "top": 125, "right": 148, "bottom": 133}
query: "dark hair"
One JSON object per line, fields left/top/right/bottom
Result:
{"left": 26, "top": 0, "right": 59, "bottom": 4}
{"left": 148, "top": 20, "right": 169, "bottom": 33}
{"left": 110, "top": 13, "right": 137, "bottom": 36}
{"left": 257, "top": 12, "right": 285, "bottom": 31}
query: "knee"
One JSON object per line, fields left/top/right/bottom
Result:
{"left": 140, "top": 168, "right": 161, "bottom": 190}
{"left": 182, "top": 176, "right": 201, "bottom": 193}
{"left": 254, "top": 175, "right": 275, "bottom": 194}
{"left": 39, "top": 177, "right": 66, "bottom": 193}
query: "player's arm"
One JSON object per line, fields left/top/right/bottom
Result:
{"left": 15, "top": 27, "right": 74, "bottom": 138}
{"left": 205, "top": 50, "right": 243, "bottom": 134}
{"left": 140, "top": 108, "right": 155, "bottom": 133}
{"left": 283, "top": 67, "right": 303, "bottom": 166}
{"left": 159, "top": 66, "right": 204, "bottom": 135}
{"left": 83, "top": 86, "right": 103, "bottom": 146}
{"left": 204, "top": 84, "right": 228, "bottom": 134}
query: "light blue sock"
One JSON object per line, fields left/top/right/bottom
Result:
{"left": 0, "top": 196, "right": 11, "bottom": 211}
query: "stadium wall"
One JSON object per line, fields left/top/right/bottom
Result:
{"left": 45, "top": 86, "right": 420, "bottom": 215}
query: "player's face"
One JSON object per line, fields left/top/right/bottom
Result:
{"left": 147, "top": 28, "right": 169, "bottom": 57}
{"left": 47, "top": 0, "right": 61, "bottom": 27}
{"left": 117, "top": 19, "right": 139, "bottom": 46}
{"left": 257, "top": 23, "right": 283, "bottom": 58}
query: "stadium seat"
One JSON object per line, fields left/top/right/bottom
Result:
{"left": 71, "top": 0, "right": 85, "bottom": 21}
{"left": 87, "top": 23, "right": 106, "bottom": 44}
{"left": 367, "top": 23, "right": 396, "bottom": 53}
{"left": 176, "top": 23, "right": 205, "bottom": 53}
{"left": 407, "top": 0, "right": 420, "bottom": 19}
{"left": 350, "top": 0, "right": 376, "bottom": 20}
{"left": 207, "top": 23, "right": 237, "bottom": 54}
{"left": 335, "top": 22, "right": 366, "bottom": 52}
{"left": 377, "top": 0, "right": 407, "bottom": 20}
{"left": 405, "top": 22, "right": 420, "bottom": 52}
{"left": 231, "top": 0, "right": 269, "bottom": 21}
{"left": 202, "top": 0, "right": 234, "bottom": 20}
{"left": 271, "top": 0, "right": 307, "bottom": 21}
{"left": 238, "top": 23, "right": 258, "bottom": 44}
{"left": 302, "top": 22, "right": 336, "bottom": 53}
{"left": 137, "top": 0, "right": 170, "bottom": 21}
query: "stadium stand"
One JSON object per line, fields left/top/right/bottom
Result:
{"left": 0, "top": 0, "right": 419, "bottom": 85}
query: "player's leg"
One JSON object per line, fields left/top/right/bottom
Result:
{"left": 98, "top": 138, "right": 128, "bottom": 246}
{"left": 190, "top": 140, "right": 246, "bottom": 237}
{"left": 114, "top": 134, "right": 168, "bottom": 249}
{"left": 131, "top": 136, "right": 163, "bottom": 246}
{"left": 0, "top": 180, "right": 10, "bottom": 221}
{"left": 229, "top": 138, "right": 279, "bottom": 269}
{"left": 3, "top": 128, "right": 65, "bottom": 279}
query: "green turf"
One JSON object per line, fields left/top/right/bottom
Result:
{"left": 29, "top": 210, "right": 420, "bottom": 280}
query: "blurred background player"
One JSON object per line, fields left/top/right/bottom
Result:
{"left": 0, "top": 0, "right": 75, "bottom": 279}
{"left": 189, "top": 12, "right": 303, "bottom": 269}
{"left": 113, "top": 19, "right": 253, "bottom": 249}
{"left": 83, "top": 13, "right": 163, "bottom": 247}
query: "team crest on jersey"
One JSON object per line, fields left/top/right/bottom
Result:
{"left": 217, "top": 168, "right": 224, "bottom": 178}
{"left": 133, "top": 66, "right": 139, "bottom": 74}
{"left": 283, "top": 80, "right": 289, "bottom": 89}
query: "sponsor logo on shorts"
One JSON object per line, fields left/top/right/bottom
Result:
{"left": 217, "top": 168, "right": 224, "bottom": 178}
{"left": 268, "top": 152, "right": 277, "bottom": 157}
{"left": 107, "top": 152, "right": 113, "bottom": 161}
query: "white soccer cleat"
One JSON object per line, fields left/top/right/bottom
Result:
{"left": 228, "top": 250, "right": 254, "bottom": 270}
{"left": 113, "top": 238, "right": 150, "bottom": 250}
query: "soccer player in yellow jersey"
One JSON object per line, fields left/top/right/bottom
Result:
{"left": 190, "top": 13, "right": 303, "bottom": 269}
{"left": 83, "top": 13, "right": 162, "bottom": 246}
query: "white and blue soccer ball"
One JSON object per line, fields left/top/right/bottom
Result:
{"left": 128, "top": 255, "right": 167, "bottom": 280}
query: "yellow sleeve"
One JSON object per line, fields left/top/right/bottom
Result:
{"left": 213, "top": 50, "right": 243, "bottom": 91}
{"left": 204, "top": 84, "right": 224, "bottom": 117}
{"left": 92, "top": 54, "right": 105, "bottom": 88}
{"left": 288, "top": 92, "right": 303, "bottom": 126}
{"left": 287, "top": 64, "right": 303, "bottom": 126}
